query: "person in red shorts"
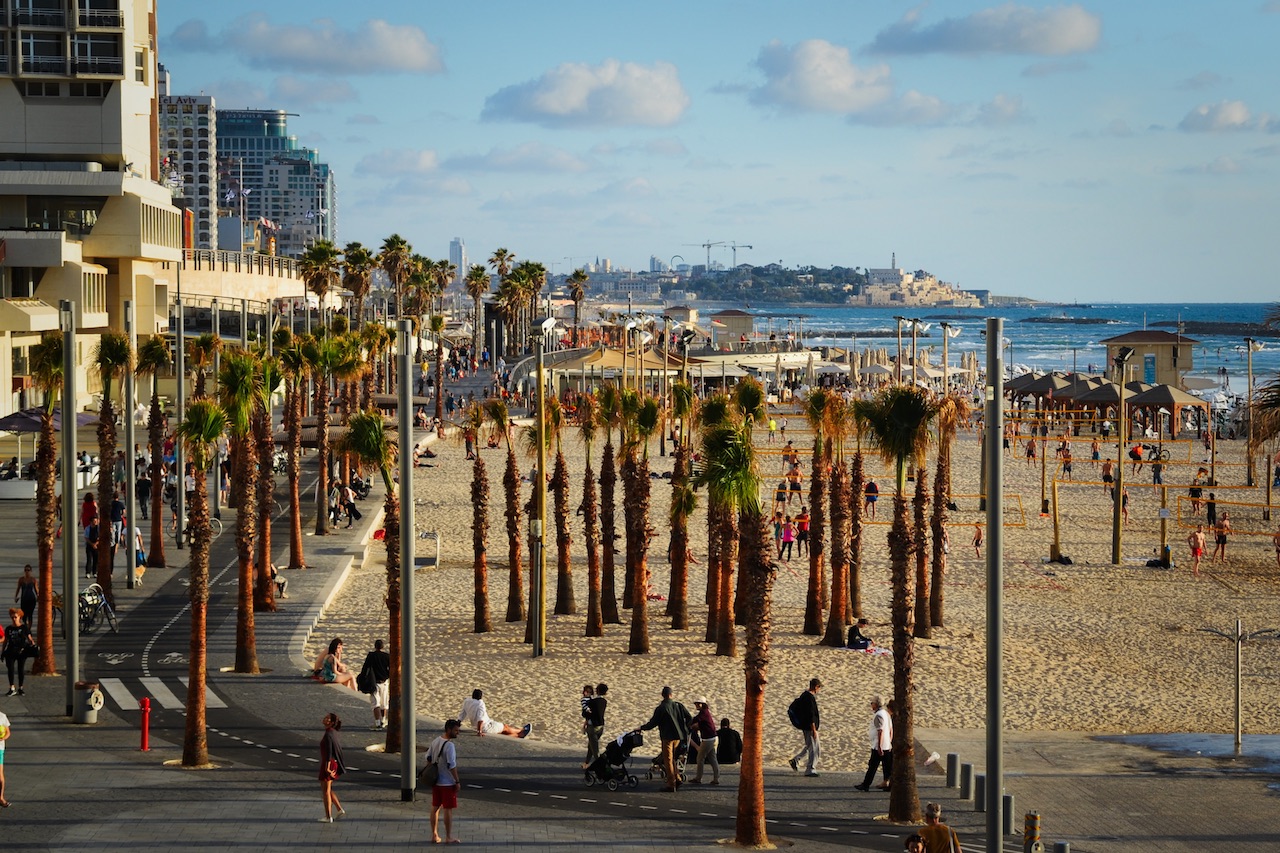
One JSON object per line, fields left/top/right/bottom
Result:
{"left": 430, "top": 719, "right": 463, "bottom": 844}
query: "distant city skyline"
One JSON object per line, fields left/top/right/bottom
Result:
{"left": 158, "top": 2, "right": 1280, "bottom": 301}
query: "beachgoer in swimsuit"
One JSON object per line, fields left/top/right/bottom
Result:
{"left": 1188, "top": 525, "right": 1206, "bottom": 578}
{"left": 1212, "top": 512, "right": 1230, "bottom": 564}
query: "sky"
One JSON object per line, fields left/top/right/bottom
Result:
{"left": 157, "top": 1, "right": 1280, "bottom": 302}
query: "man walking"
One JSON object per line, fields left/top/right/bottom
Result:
{"left": 429, "top": 719, "right": 462, "bottom": 844}
{"left": 640, "top": 686, "right": 692, "bottom": 792}
{"left": 582, "top": 683, "right": 607, "bottom": 769}
{"left": 788, "top": 677, "right": 822, "bottom": 777}
{"left": 361, "top": 639, "right": 391, "bottom": 730}
{"left": 855, "top": 694, "right": 892, "bottom": 791}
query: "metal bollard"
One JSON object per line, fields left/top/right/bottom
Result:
{"left": 974, "top": 773, "right": 987, "bottom": 812}
{"left": 1003, "top": 795, "right": 1015, "bottom": 835}
{"left": 1053, "top": 844, "right": 1070, "bottom": 853}
{"left": 959, "top": 763, "right": 974, "bottom": 800}
{"left": 946, "top": 753, "right": 959, "bottom": 788}
{"left": 140, "top": 696, "right": 151, "bottom": 751}
{"left": 1024, "top": 811, "right": 1042, "bottom": 853}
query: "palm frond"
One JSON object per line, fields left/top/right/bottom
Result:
{"left": 177, "top": 400, "right": 227, "bottom": 469}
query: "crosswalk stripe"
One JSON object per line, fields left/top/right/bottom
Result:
{"left": 140, "top": 676, "right": 185, "bottom": 709}
{"left": 98, "top": 677, "right": 137, "bottom": 710}
{"left": 178, "top": 676, "right": 227, "bottom": 709}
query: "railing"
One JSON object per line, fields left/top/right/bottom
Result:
{"left": 73, "top": 57, "right": 123, "bottom": 75}
{"left": 78, "top": 10, "right": 123, "bottom": 27}
{"left": 21, "top": 56, "right": 68, "bottom": 75}
{"left": 15, "top": 10, "right": 67, "bottom": 26}
{"left": 183, "top": 249, "right": 300, "bottom": 279}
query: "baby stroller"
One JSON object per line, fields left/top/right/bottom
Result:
{"left": 646, "top": 736, "right": 689, "bottom": 785}
{"left": 585, "top": 730, "right": 643, "bottom": 791}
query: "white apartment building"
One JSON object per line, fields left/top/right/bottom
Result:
{"left": 158, "top": 92, "right": 216, "bottom": 248}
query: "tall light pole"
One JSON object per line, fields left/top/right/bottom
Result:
{"left": 939, "top": 322, "right": 954, "bottom": 395}
{"left": 983, "top": 317, "right": 1005, "bottom": 853}
{"left": 1246, "top": 337, "right": 1256, "bottom": 487}
{"left": 893, "top": 316, "right": 905, "bottom": 384}
{"left": 1111, "top": 347, "right": 1135, "bottom": 565}
{"left": 397, "top": 319, "right": 416, "bottom": 801}
{"left": 124, "top": 301, "right": 138, "bottom": 588}
{"left": 60, "top": 300, "right": 78, "bottom": 716}
{"left": 175, "top": 290, "right": 186, "bottom": 551}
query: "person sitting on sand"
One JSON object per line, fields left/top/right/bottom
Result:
{"left": 847, "top": 618, "right": 873, "bottom": 650}
{"left": 459, "top": 689, "right": 532, "bottom": 738}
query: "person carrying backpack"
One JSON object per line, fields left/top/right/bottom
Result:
{"left": 787, "top": 677, "right": 822, "bottom": 777}
{"left": 357, "top": 639, "right": 391, "bottom": 730}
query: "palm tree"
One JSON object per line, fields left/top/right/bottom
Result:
{"left": 853, "top": 385, "right": 938, "bottom": 824}
{"left": 464, "top": 264, "right": 491, "bottom": 369}
{"left": 253, "top": 357, "right": 282, "bottom": 612}
{"left": 489, "top": 247, "right": 516, "bottom": 356}
{"left": 405, "top": 254, "right": 434, "bottom": 362}
{"left": 338, "top": 410, "right": 404, "bottom": 753}
{"left": 135, "top": 335, "right": 171, "bottom": 570}
{"left": 596, "top": 385, "right": 622, "bottom": 624}
{"left": 698, "top": 394, "right": 734, "bottom": 647}
{"left": 431, "top": 258, "right": 456, "bottom": 316}
{"left": 28, "top": 334, "right": 62, "bottom": 676}
{"left": 484, "top": 399, "right": 524, "bottom": 622}
{"left": 666, "top": 381, "right": 696, "bottom": 630}
{"left": 567, "top": 268, "right": 589, "bottom": 347}
{"left": 575, "top": 394, "right": 604, "bottom": 637}
{"left": 621, "top": 393, "right": 661, "bottom": 654}
{"left": 186, "top": 333, "right": 221, "bottom": 400}
{"left": 341, "top": 241, "right": 375, "bottom": 323}
{"left": 930, "top": 395, "right": 968, "bottom": 628}
{"left": 359, "top": 322, "right": 390, "bottom": 409}
{"left": 461, "top": 404, "right": 491, "bottom": 634}
{"left": 93, "top": 331, "right": 131, "bottom": 599}
{"left": 697, "top": 417, "right": 776, "bottom": 847}
{"left": 546, "top": 397, "right": 576, "bottom": 616}
{"left": 278, "top": 336, "right": 309, "bottom": 569}
{"left": 218, "top": 349, "right": 261, "bottom": 674}
{"left": 177, "top": 399, "right": 227, "bottom": 767}
{"left": 378, "top": 233, "right": 413, "bottom": 321}
{"left": 730, "top": 380, "right": 766, "bottom": 629}
{"left": 301, "top": 239, "right": 341, "bottom": 319}
{"left": 802, "top": 389, "right": 831, "bottom": 635}
{"left": 431, "top": 314, "right": 447, "bottom": 425}
{"left": 303, "top": 335, "right": 354, "bottom": 536}
{"left": 912, "top": 465, "right": 931, "bottom": 639}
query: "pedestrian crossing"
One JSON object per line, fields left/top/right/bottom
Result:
{"left": 98, "top": 676, "right": 228, "bottom": 711}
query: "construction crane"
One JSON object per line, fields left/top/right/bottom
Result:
{"left": 683, "top": 240, "right": 725, "bottom": 268}
{"left": 727, "top": 241, "right": 753, "bottom": 268}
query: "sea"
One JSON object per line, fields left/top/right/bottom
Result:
{"left": 741, "top": 302, "right": 1279, "bottom": 389}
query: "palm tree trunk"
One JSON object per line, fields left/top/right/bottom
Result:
{"left": 929, "top": 439, "right": 952, "bottom": 628}
{"left": 552, "top": 450, "right": 575, "bottom": 615}
{"left": 735, "top": 509, "right": 775, "bottom": 846}
{"left": 147, "top": 390, "right": 167, "bottom": 568}
{"left": 705, "top": 501, "right": 722, "bottom": 643}
{"left": 716, "top": 509, "right": 738, "bottom": 657}
{"left": 912, "top": 467, "right": 931, "bottom": 639}
{"left": 314, "top": 375, "right": 331, "bottom": 536}
{"left": 888, "top": 491, "right": 922, "bottom": 822}
{"left": 33, "top": 412, "right": 57, "bottom": 675}
{"left": 599, "top": 435, "right": 620, "bottom": 624}
{"left": 183, "top": 467, "right": 211, "bottom": 766}
{"left": 523, "top": 490, "right": 538, "bottom": 645}
{"left": 384, "top": 489, "right": 403, "bottom": 754}
{"left": 666, "top": 444, "right": 689, "bottom": 630}
{"left": 503, "top": 448, "right": 525, "bottom": 622}
{"left": 96, "top": 399, "right": 117, "bottom": 602}
{"left": 581, "top": 457, "right": 603, "bottom": 637}
{"left": 472, "top": 455, "right": 492, "bottom": 633}
{"left": 624, "top": 452, "right": 651, "bottom": 655}
{"left": 821, "top": 460, "right": 849, "bottom": 646}
{"left": 253, "top": 409, "right": 276, "bottom": 612}
{"left": 232, "top": 432, "right": 259, "bottom": 673}
{"left": 286, "top": 376, "right": 307, "bottom": 569}
{"left": 848, "top": 453, "right": 865, "bottom": 619}
{"left": 472, "top": 297, "right": 482, "bottom": 373}
{"left": 435, "top": 335, "right": 445, "bottom": 425}
{"left": 803, "top": 436, "right": 827, "bottom": 635}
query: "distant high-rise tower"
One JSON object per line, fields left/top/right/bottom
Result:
{"left": 159, "top": 92, "right": 218, "bottom": 248}
{"left": 449, "top": 237, "right": 466, "bottom": 283}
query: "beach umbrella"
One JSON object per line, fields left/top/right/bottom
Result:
{"left": 816, "top": 362, "right": 850, "bottom": 375}
{"left": 0, "top": 405, "right": 98, "bottom": 433}
{"left": 859, "top": 363, "right": 894, "bottom": 376}
{"left": 1004, "top": 371, "right": 1044, "bottom": 394}
{"left": 805, "top": 351, "right": 815, "bottom": 385}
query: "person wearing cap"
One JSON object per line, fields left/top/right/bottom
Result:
{"left": 689, "top": 697, "right": 720, "bottom": 785}
{"left": 918, "top": 802, "right": 961, "bottom": 853}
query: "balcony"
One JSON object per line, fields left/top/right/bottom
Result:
{"left": 78, "top": 9, "right": 124, "bottom": 28}
{"left": 73, "top": 56, "right": 123, "bottom": 75}
{"left": 15, "top": 10, "right": 67, "bottom": 27}
{"left": 21, "top": 56, "right": 68, "bottom": 75}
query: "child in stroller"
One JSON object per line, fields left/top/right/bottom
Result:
{"left": 584, "top": 730, "right": 643, "bottom": 791}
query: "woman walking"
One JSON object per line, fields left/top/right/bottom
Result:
{"left": 13, "top": 565, "right": 37, "bottom": 628}
{"left": 318, "top": 713, "right": 347, "bottom": 823}
{"left": 3, "top": 608, "right": 34, "bottom": 696}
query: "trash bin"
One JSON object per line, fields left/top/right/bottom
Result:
{"left": 73, "top": 680, "right": 104, "bottom": 724}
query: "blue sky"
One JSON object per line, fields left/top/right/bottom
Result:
{"left": 158, "top": 1, "right": 1280, "bottom": 302}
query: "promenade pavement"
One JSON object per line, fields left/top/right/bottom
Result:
{"left": 0, "top": 377, "right": 1277, "bottom": 851}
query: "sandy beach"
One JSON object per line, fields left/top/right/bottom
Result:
{"left": 310, "top": 409, "right": 1280, "bottom": 773}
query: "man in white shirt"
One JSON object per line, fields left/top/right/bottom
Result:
{"left": 458, "top": 689, "right": 531, "bottom": 738}
{"left": 854, "top": 694, "right": 893, "bottom": 792}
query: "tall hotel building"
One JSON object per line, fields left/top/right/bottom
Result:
{"left": 0, "top": 0, "right": 182, "bottom": 412}
{"left": 449, "top": 237, "right": 466, "bottom": 283}
{"left": 214, "top": 109, "right": 337, "bottom": 258}
{"left": 157, "top": 88, "right": 216, "bottom": 248}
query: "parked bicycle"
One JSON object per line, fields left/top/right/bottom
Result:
{"left": 78, "top": 583, "right": 118, "bottom": 634}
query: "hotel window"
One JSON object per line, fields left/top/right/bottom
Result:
{"left": 73, "top": 34, "right": 123, "bottom": 74}
{"left": 134, "top": 49, "right": 145, "bottom": 83}
{"left": 21, "top": 32, "right": 65, "bottom": 74}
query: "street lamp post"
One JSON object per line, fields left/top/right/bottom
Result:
{"left": 893, "top": 316, "right": 905, "bottom": 384}
{"left": 1246, "top": 337, "right": 1256, "bottom": 487}
{"left": 1111, "top": 347, "right": 1135, "bottom": 565}
{"left": 60, "top": 300, "right": 78, "bottom": 716}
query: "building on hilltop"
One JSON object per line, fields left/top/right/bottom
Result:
{"left": 855, "top": 266, "right": 980, "bottom": 308}
{"left": 215, "top": 109, "right": 336, "bottom": 257}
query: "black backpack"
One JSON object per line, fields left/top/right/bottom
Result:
{"left": 787, "top": 693, "right": 807, "bottom": 729}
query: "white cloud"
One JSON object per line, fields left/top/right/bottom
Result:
{"left": 975, "top": 93, "right": 1029, "bottom": 126}
{"left": 169, "top": 14, "right": 443, "bottom": 75}
{"left": 750, "top": 39, "right": 893, "bottom": 114}
{"left": 1103, "top": 118, "right": 1134, "bottom": 137}
{"left": 201, "top": 79, "right": 267, "bottom": 109}
{"left": 1178, "top": 100, "right": 1259, "bottom": 132}
{"left": 271, "top": 75, "right": 357, "bottom": 108}
{"left": 444, "top": 142, "right": 592, "bottom": 173}
{"left": 868, "top": 4, "right": 1101, "bottom": 56}
{"left": 482, "top": 60, "right": 689, "bottom": 128}
{"left": 851, "top": 90, "right": 955, "bottom": 126}
{"left": 354, "top": 149, "right": 439, "bottom": 177}
{"left": 1176, "top": 71, "right": 1225, "bottom": 91}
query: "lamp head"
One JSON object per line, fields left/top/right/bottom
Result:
{"left": 1115, "top": 346, "right": 1136, "bottom": 365}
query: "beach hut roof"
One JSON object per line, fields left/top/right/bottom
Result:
{"left": 1074, "top": 380, "right": 1153, "bottom": 404}
{"left": 1004, "top": 371, "right": 1044, "bottom": 393}
{"left": 1099, "top": 330, "right": 1200, "bottom": 345}
{"left": 1125, "top": 384, "right": 1209, "bottom": 409}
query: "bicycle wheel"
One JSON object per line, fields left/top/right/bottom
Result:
{"left": 103, "top": 604, "right": 119, "bottom": 633}
{"left": 210, "top": 517, "right": 224, "bottom": 538}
